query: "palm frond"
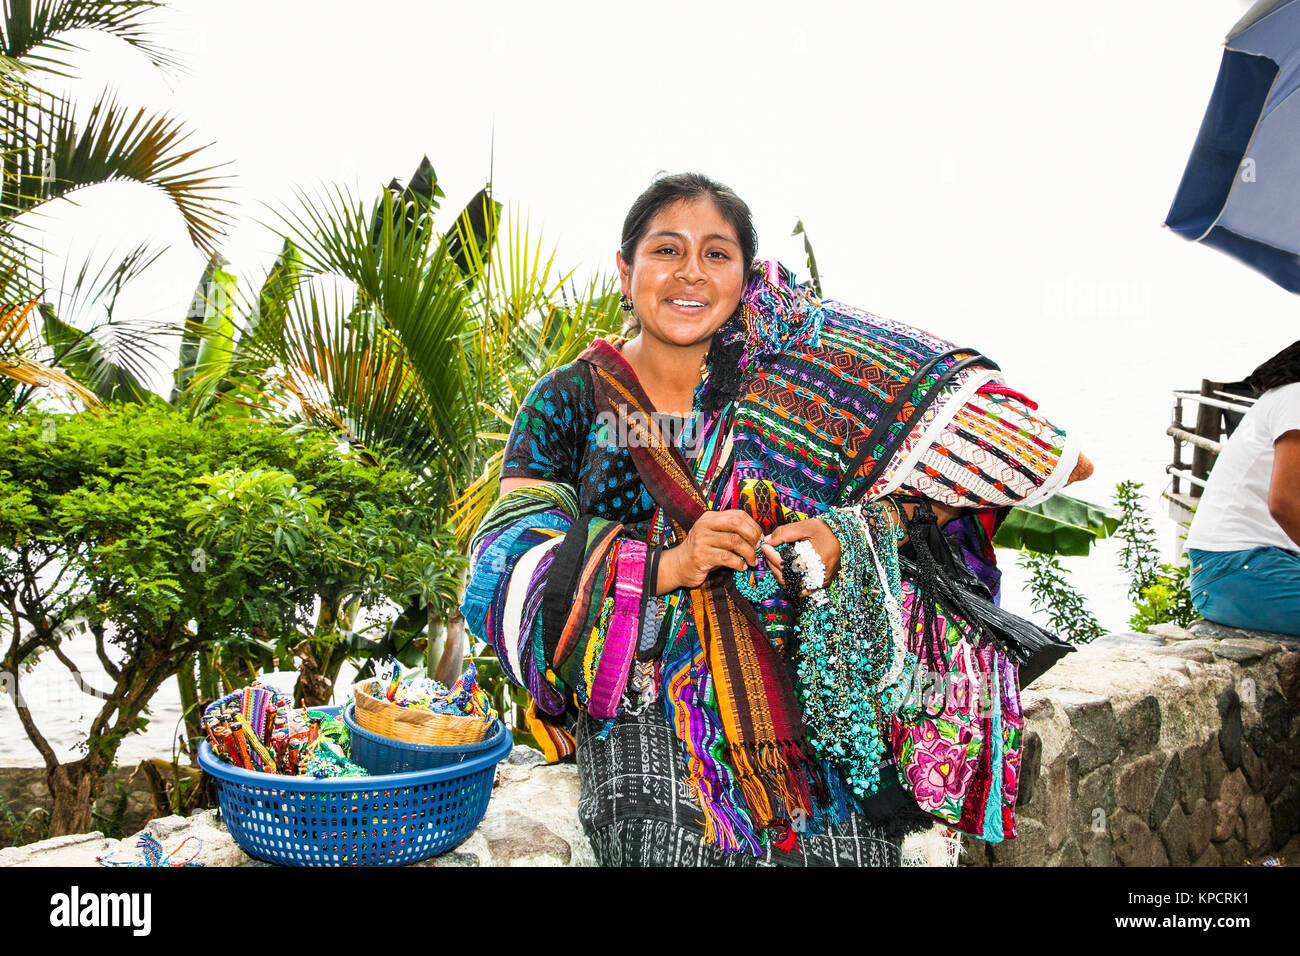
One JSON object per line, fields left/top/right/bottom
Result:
{"left": 2, "top": 88, "right": 233, "bottom": 255}
{"left": 262, "top": 185, "right": 477, "bottom": 476}
{"left": 1, "top": 1, "right": 180, "bottom": 77}
{"left": 0, "top": 297, "right": 100, "bottom": 407}
{"left": 449, "top": 207, "right": 622, "bottom": 542}
{"left": 37, "top": 241, "right": 170, "bottom": 404}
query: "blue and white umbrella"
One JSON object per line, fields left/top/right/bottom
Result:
{"left": 1167, "top": 0, "right": 1300, "bottom": 292}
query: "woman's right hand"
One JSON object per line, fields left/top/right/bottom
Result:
{"left": 657, "top": 509, "right": 763, "bottom": 593}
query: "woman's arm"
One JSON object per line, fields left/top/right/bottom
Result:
{"left": 501, "top": 476, "right": 758, "bottom": 595}
{"left": 1268, "top": 431, "right": 1300, "bottom": 548}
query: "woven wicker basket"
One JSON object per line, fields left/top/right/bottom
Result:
{"left": 350, "top": 678, "right": 493, "bottom": 747}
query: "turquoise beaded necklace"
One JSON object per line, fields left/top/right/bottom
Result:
{"left": 789, "top": 502, "right": 916, "bottom": 799}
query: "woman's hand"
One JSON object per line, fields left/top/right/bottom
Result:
{"left": 657, "top": 509, "right": 763, "bottom": 593}
{"left": 759, "top": 517, "right": 842, "bottom": 598}
{"left": 1067, "top": 452, "right": 1094, "bottom": 485}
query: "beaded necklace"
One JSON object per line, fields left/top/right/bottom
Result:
{"left": 788, "top": 502, "right": 916, "bottom": 799}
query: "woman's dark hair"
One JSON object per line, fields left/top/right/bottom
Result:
{"left": 1243, "top": 338, "right": 1300, "bottom": 394}
{"left": 619, "top": 171, "right": 758, "bottom": 337}
{"left": 618, "top": 172, "right": 758, "bottom": 414}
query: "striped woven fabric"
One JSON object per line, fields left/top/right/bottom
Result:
{"left": 462, "top": 483, "right": 647, "bottom": 731}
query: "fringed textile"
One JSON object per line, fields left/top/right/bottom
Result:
{"left": 461, "top": 483, "right": 649, "bottom": 736}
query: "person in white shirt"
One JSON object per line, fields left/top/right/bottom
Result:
{"left": 1185, "top": 340, "right": 1300, "bottom": 636}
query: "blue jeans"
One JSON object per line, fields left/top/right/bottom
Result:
{"left": 1188, "top": 546, "right": 1300, "bottom": 636}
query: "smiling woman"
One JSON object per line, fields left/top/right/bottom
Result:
{"left": 461, "top": 171, "right": 1091, "bottom": 867}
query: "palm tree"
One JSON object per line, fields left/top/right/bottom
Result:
{"left": 199, "top": 158, "right": 622, "bottom": 699}
{"left": 0, "top": 0, "right": 232, "bottom": 411}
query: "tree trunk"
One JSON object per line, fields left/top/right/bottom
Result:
{"left": 425, "top": 602, "right": 445, "bottom": 675}
{"left": 293, "top": 639, "right": 333, "bottom": 707}
{"left": 175, "top": 655, "right": 202, "bottom": 760}
{"left": 46, "top": 757, "right": 102, "bottom": 837}
{"left": 433, "top": 611, "right": 467, "bottom": 687}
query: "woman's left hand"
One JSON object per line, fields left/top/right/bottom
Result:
{"left": 759, "top": 517, "right": 841, "bottom": 597}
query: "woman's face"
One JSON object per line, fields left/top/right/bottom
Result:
{"left": 616, "top": 197, "right": 746, "bottom": 349}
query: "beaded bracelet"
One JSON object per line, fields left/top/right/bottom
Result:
{"left": 791, "top": 538, "right": 827, "bottom": 593}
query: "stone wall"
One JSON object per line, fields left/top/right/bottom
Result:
{"left": 0, "top": 746, "right": 592, "bottom": 867}
{"left": 3, "top": 620, "right": 1297, "bottom": 866}
{"left": 963, "top": 620, "right": 1300, "bottom": 866}
{"left": 0, "top": 764, "right": 157, "bottom": 844}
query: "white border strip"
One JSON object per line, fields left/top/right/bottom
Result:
{"left": 502, "top": 535, "right": 565, "bottom": 685}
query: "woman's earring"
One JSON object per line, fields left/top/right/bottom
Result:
{"left": 620, "top": 294, "right": 634, "bottom": 312}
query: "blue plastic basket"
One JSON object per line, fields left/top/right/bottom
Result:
{"left": 197, "top": 706, "right": 513, "bottom": 866}
{"left": 343, "top": 703, "right": 505, "bottom": 774}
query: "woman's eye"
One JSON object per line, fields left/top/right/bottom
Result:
{"left": 655, "top": 246, "right": 677, "bottom": 255}
{"left": 707, "top": 250, "right": 730, "bottom": 259}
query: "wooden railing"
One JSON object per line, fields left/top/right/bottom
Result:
{"left": 1164, "top": 380, "right": 1256, "bottom": 527}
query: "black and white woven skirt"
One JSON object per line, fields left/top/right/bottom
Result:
{"left": 574, "top": 705, "right": 935, "bottom": 867}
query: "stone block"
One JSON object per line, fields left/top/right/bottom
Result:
{"left": 1219, "top": 838, "right": 1246, "bottom": 866}
{"left": 1217, "top": 686, "right": 1242, "bottom": 770}
{"left": 1204, "top": 735, "right": 1228, "bottom": 798}
{"left": 1076, "top": 766, "right": 1114, "bottom": 833}
{"left": 1277, "top": 652, "right": 1300, "bottom": 711}
{"left": 1056, "top": 690, "right": 1119, "bottom": 774}
{"left": 1116, "top": 695, "right": 1161, "bottom": 755}
{"left": 1111, "top": 808, "right": 1169, "bottom": 867}
{"left": 1270, "top": 779, "right": 1300, "bottom": 845}
{"left": 1084, "top": 831, "right": 1118, "bottom": 867}
{"left": 1045, "top": 753, "right": 1077, "bottom": 852}
{"left": 1148, "top": 623, "right": 1196, "bottom": 641}
{"left": 1190, "top": 620, "right": 1298, "bottom": 644}
{"left": 1187, "top": 798, "right": 1214, "bottom": 860}
{"left": 144, "top": 815, "right": 193, "bottom": 840}
{"left": 1018, "top": 730, "right": 1041, "bottom": 807}
{"left": 1093, "top": 632, "right": 1165, "bottom": 650}
{"left": 1212, "top": 769, "right": 1248, "bottom": 842}
{"left": 1242, "top": 724, "right": 1293, "bottom": 801}
{"left": 1240, "top": 742, "right": 1265, "bottom": 792}
{"left": 1117, "top": 754, "right": 1160, "bottom": 815}
{"left": 1212, "top": 640, "right": 1277, "bottom": 664}
{"left": 1050, "top": 839, "right": 1084, "bottom": 866}
{"left": 1261, "top": 690, "right": 1291, "bottom": 739}
{"left": 506, "top": 745, "right": 546, "bottom": 768}
{"left": 960, "top": 841, "right": 992, "bottom": 867}
{"left": 1179, "top": 744, "right": 1204, "bottom": 813}
{"left": 1191, "top": 842, "right": 1221, "bottom": 867}
{"left": 1150, "top": 753, "right": 1180, "bottom": 829}
{"left": 1159, "top": 803, "right": 1190, "bottom": 866}
{"left": 472, "top": 809, "right": 572, "bottom": 866}
{"left": 987, "top": 818, "right": 1047, "bottom": 866}
{"left": 1241, "top": 793, "right": 1271, "bottom": 858}
{"left": 1151, "top": 641, "right": 1215, "bottom": 662}
{"left": 1021, "top": 695, "right": 1052, "bottom": 721}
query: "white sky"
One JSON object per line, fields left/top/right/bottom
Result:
{"left": 26, "top": 0, "right": 1292, "bottom": 628}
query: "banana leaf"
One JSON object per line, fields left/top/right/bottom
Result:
{"left": 243, "top": 238, "right": 303, "bottom": 356}
{"left": 173, "top": 253, "right": 228, "bottom": 402}
{"left": 445, "top": 185, "right": 500, "bottom": 280}
{"left": 369, "top": 155, "right": 443, "bottom": 249}
{"left": 189, "top": 259, "right": 237, "bottom": 409}
{"left": 993, "top": 493, "right": 1120, "bottom": 557}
